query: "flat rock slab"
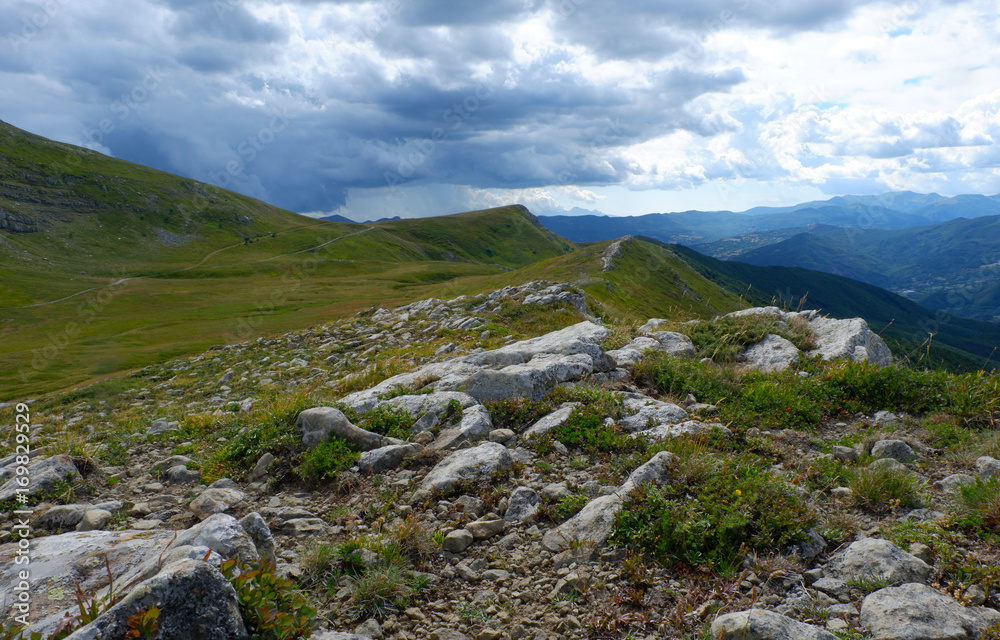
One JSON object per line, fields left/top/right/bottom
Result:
{"left": 711, "top": 608, "right": 838, "bottom": 640}
{"left": 523, "top": 402, "right": 581, "bottom": 438}
{"left": 420, "top": 443, "right": 512, "bottom": 495}
{"left": 861, "top": 582, "right": 1000, "bottom": 640}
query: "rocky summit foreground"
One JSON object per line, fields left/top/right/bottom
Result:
{"left": 2, "top": 282, "right": 1000, "bottom": 640}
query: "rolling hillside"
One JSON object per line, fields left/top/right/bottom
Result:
{"left": 539, "top": 192, "right": 1000, "bottom": 246}
{"left": 734, "top": 216, "right": 1000, "bottom": 321}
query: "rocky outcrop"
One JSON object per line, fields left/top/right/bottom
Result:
{"left": 740, "top": 334, "right": 800, "bottom": 371}
{"left": 341, "top": 321, "right": 611, "bottom": 408}
{"left": 0, "top": 454, "right": 81, "bottom": 502}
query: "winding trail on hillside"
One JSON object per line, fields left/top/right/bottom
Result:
{"left": 9, "top": 225, "right": 375, "bottom": 309}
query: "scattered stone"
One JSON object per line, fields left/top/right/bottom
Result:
{"left": 831, "top": 446, "right": 858, "bottom": 462}
{"left": 466, "top": 518, "right": 505, "bottom": 540}
{"left": 76, "top": 509, "right": 112, "bottom": 532}
{"left": 248, "top": 453, "right": 275, "bottom": 482}
{"left": 147, "top": 419, "right": 180, "bottom": 435}
{"left": 358, "top": 444, "right": 420, "bottom": 474}
{"left": 189, "top": 488, "right": 246, "bottom": 520}
{"left": 871, "top": 439, "right": 915, "bottom": 463}
{"left": 504, "top": 487, "right": 539, "bottom": 523}
{"left": 975, "top": 456, "right": 1000, "bottom": 479}
{"left": 165, "top": 465, "right": 202, "bottom": 484}
{"left": 934, "top": 474, "right": 975, "bottom": 493}
{"left": 443, "top": 529, "right": 474, "bottom": 553}
{"left": 523, "top": 403, "right": 581, "bottom": 438}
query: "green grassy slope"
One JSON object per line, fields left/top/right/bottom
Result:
{"left": 0, "top": 120, "right": 579, "bottom": 399}
{"left": 669, "top": 243, "right": 1000, "bottom": 372}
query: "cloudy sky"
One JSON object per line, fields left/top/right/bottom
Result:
{"left": 3, "top": 0, "right": 999, "bottom": 220}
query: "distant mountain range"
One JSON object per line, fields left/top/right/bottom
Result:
{"left": 539, "top": 192, "right": 1000, "bottom": 322}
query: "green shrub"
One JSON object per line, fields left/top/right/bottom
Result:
{"left": 352, "top": 405, "right": 415, "bottom": 439}
{"left": 723, "top": 376, "right": 823, "bottom": 430}
{"left": 849, "top": 465, "right": 925, "bottom": 513}
{"left": 220, "top": 556, "right": 317, "bottom": 639}
{"left": 547, "top": 406, "right": 643, "bottom": 455}
{"left": 953, "top": 478, "right": 1000, "bottom": 533}
{"left": 634, "top": 354, "right": 741, "bottom": 405}
{"left": 485, "top": 397, "right": 555, "bottom": 432}
{"left": 551, "top": 492, "right": 591, "bottom": 522}
{"left": 822, "top": 362, "right": 949, "bottom": 415}
{"left": 295, "top": 437, "right": 360, "bottom": 484}
{"left": 612, "top": 455, "right": 815, "bottom": 569}
{"left": 683, "top": 315, "right": 785, "bottom": 362}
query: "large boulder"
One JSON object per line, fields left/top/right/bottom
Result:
{"left": 62, "top": 559, "right": 247, "bottom": 640}
{"left": 462, "top": 321, "right": 610, "bottom": 370}
{"left": 419, "top": 443, "right": 512, "bottom": 495}
{"left": 861, "top": 582, "right": 1000, "bottom": 640}
{"left": 437, "top": 354, "right": 596, "bottom": 402}
{"left": 808, "top": 316, "right": 892, "bottom": 366}
{"left": 648, "top": 331, "right": 697, "bottom": 358}
{"left": 340, "top": 322, "right": 613, "bottom": 407}
{"left": 824, "top": 538, "right": 931, "bottom": 585}
{"left": 711, "top": 608, "right": 838, "bottom": 640}
{"left": 297, "top": 407, "right": 386, "bottom": 450}
{"left": 358, "top": 444, "right": 421, "bottom": 474}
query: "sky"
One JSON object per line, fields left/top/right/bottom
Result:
{"left": 2, "top": 0, "right": 999, "bottom": 221}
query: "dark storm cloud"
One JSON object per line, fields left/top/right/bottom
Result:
{"left": 4, "top": 0, "right": 986, "bottom": 216}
